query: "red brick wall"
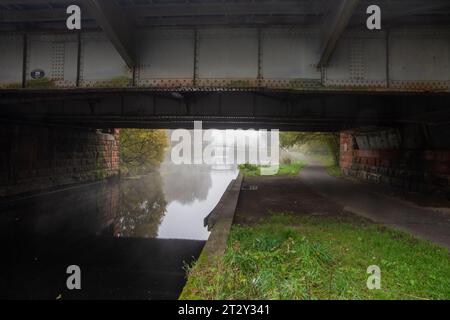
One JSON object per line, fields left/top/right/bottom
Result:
{"left": 340, "top": 132, "right": 450, "bottom": 195}
{"left": 340, "top": 132, "right": 354, "bottom": 170}
{"left": 0, "top": 125, "right": 120, "bottom": 198}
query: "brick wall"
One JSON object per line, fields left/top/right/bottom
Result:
{"left": 340, "top": 130, "right": 450, "bottom": 196}
{"left": 0, "top": 125, "right": 120, "bottom": 198}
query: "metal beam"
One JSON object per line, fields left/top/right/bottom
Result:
{"left": 128, "top": 2, "right": 324, "bottom": 17}
{"left": 3, "top": 0, "right": 449, "bottom": 30}
{"left": 135, "top": 15, "right": 318, "bottom": 27}
{"left": 1, "top": 89, "right": 449, "bottom": 131}
{"left": 0, "top": 0, "right": 71, "bottom": 3}
{"left": 350, "top": 2, "right": 450, "bottom": 28}
{"left": 0, "top": 2, "right": 324, "bottom": 22}
{"left": 21, "top": 33, "right": 27, "bottom": 88}
{"left": 81, "top": 0, "right": 136, "bottom": 68}
{"left": 318, "top": 0, "right": 359, "bottom": 67}
{"left": 0, "top": 10, "right": 74, "bottom": 22}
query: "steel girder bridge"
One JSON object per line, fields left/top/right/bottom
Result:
{"left": 0, "top": 0, "right": 449, "bottom": 130}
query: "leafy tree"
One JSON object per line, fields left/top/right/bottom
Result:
{"left": 280, "top": 132, "right": 340, "bottom": 165}
{"left": 120, "top": 129, "right": 168, "bottom": 175}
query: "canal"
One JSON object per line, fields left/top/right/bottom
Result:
{"left": 0, "top": 132, "right": 240, "bottom": 300}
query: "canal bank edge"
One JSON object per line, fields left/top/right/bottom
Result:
{"left": 179, "top": 173, "right": 243, "bottom": 299}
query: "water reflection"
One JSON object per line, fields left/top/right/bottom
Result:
{"left": 112, "top": 133, "right": 239, "bottom": 240}
{"left": 158, "top": 163, "right": 238, "bottom": 240}
{"left": 161, "top": 163, "right": 212, "bottom": 204}
{"left": 114, "top": 162, "right": 237, "bottom": 240}
{"left": 114, "top": 173, "right": 167, "bottom": 238}
{"left": 0, "top": 161, "right": 231, "bottom": 299}
{"left": 0, "top": 142, "right": 239, "bottom": 241}
{"left": 0, "top": 130, "right": 244, "bottom": 299}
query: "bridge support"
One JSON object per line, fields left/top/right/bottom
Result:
{"left": 0, "top": 124, "right": 120, "bottom": 198}
{"left": 340, "top": 125, "right": 450, "bottom": 196}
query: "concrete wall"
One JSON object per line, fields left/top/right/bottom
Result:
{"left": 0, "top": 125, "right": 120, "bottom": 198}
{"left": 340, "top": 125, "right": 450, "bottom": 196}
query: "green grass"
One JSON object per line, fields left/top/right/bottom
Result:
{"left": 325, "top": 165, "right": 342, "bottom": 178}
{"left": 239, "top": 160, "right": 307, "bottom": 177}
{"left": 311, "top": 154, "right": 343, "bottom": 178}
{"left": 181, "top": 214, "right": 450, "bottom": 300}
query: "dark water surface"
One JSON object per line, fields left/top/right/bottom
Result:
{"left": 0, "top": 161, "right": 238, "bottom": 299}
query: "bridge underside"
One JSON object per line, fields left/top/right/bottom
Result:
{"left": 1, "top": 89, "right": 449, "bottom": 131}
{"left": 1, "top": 1, "right": 449, "bottom": 131}
{"left": 1, "top": 1, "right": 450, "bottom": 94}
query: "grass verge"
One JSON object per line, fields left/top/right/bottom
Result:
{"left": 311, "top": 154, "right": 342, "bottom": 178}
{"left": 239, "top": 160, "right": 307, "bottom": 177}
{"left": 181, "top": 214, "right": 450, "bottom": 300}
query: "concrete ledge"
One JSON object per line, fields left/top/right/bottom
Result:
{"left": 202, "top": 174, "right": 243, "bottom": 257}
{"left": 179, "top": 173, "right": 243, "bottom": 299}
{"left": 201, "top": 173, "right": 243, "bottom": 258}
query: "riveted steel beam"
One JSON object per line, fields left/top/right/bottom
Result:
{"left": 81, "top": 0, "right": 136, "bottom": 68}
{"left": 318, "top": 0, "right": 359, "bottom": 67}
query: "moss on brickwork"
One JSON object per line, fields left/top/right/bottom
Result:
{"left": 1, "top": 83, "right": 22, "bottom": 89}
{"left": 226, "top": 80, "right": 252, "bottom": 88}
{"left": 89, "top": 76, "right": 132, "bottom": 88}
{"left": 26, "top": 78, "right": 56, "bottom": 89}
{"left": 287, "top": 79, "right": 323, "bottom": 91}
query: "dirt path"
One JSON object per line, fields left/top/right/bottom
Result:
{"left": 300, "top": 163, "right": 450, "bottom": 250}
{"left": 234, "top": 175, "right": 346, "bottom": 225}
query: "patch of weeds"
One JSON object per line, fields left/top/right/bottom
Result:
{"left": 26, "top": 77, "right": 55, "bottom": 89}
{"left": 238, "top": 160, "right": 307, "bottom": 177}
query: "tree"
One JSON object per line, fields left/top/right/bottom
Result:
{"left": 280, "top": 132, "right": 340, "bottom": 165}
{"left": 120, "top": 129, "right": 168, "bottom": 175}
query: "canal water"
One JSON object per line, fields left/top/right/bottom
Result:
{"left": 0, "top": 139, "right": 239, "bottom": 299}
